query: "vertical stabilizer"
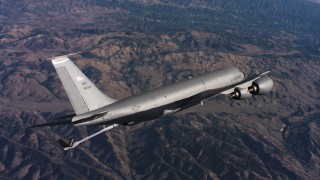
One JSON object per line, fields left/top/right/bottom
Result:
{"left": 50, "top": 54, "right": 117, "bottom": 115}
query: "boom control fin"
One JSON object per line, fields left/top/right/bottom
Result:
{"left": 57, "top": 138, "right": 75, "bottom": 148}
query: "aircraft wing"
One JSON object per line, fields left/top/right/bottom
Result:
{"left": 182, "top": 71, "right": 271, "bottom": 106}
{"left": 219, "top": 71, "right": 270, "bottom": 95}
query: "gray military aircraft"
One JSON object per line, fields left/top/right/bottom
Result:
{"left": 31, "top": 54, "right": 273, "bottom": 150}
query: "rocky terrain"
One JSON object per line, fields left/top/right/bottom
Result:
{"left": 0, "top": 0, "right": 320, "bottom": 179}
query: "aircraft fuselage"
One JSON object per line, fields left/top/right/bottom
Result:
{"left": 72, "top": 67, "right": 244, "bottom": 126}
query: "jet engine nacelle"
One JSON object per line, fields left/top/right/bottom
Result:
{"left": 230, "top": 87, "right": 252, "bottom": 100}
{"left": 248, "top": 76, "right": 273, "bottom": 95}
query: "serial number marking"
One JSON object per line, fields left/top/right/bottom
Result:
{"left": 83, "top": 85, "right": 92, "bottom": 90}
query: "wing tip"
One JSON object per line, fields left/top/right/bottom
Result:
{"left": 260, "top": 71, "right": 271, "bottom": 76}
{"left": 48, "top": 52, "right": 82, "bottom": 64}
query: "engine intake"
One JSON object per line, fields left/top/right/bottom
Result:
{"left": 248, "top": 76, "right": 273, "bottom": 95}
{"left": 230, "top": 87, "right": 252, "bottom": 100}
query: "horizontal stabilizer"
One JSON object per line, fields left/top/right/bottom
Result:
{"left": 55, "top": 113, "right": 76, "bottom": 120}
{"left": 30, "top": 118, "right": 72, "bottom": 128}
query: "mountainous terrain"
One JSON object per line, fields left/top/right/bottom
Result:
{"left": 0, "top": 0, "right": 319, "bottom": 179}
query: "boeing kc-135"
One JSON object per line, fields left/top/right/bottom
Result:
{"left": 31, "top": 53, "right": 274, "bottom": 150}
